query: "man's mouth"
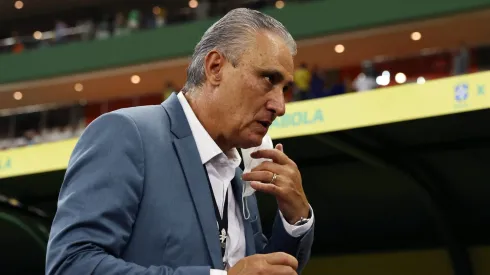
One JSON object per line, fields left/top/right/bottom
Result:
{"left": 258, "top": 121, "right": 271, "bottom": 128}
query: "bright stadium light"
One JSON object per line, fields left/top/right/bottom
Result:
{"left": 74, "top": 83, "right": 84, "bottom": 92}
{"left": 395, "top": 72, "right": 407, "bottom": 84}
{"left": 376, "top": 75, "right": 390, "bottom": 86}
{"left": 411, "top": 32, "right": 422, "bottom": 41}
{"left": 13, "top": 91, "right": 23, "bottom": 100}
{"left": 131, "top": 75, "right": 141, "bottom": 84}
{"left": 334, "top": 44, "right": 345, "bottom": 53}
{"left": 189, "top": 0, "right": 198, "bottom": 8}
{"left": 275, "top": 0, "right": 285, "bottom": 9}
{"left": 417, "top": 77, "right": 426, "bottom": 84}
{"left": 14, "top": 1, "right": 23, "bottom": 9}
{"left": 33, "top": 31, "right": 43, "bottom": 40}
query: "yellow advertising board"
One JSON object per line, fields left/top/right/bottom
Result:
{"left": 0, "top": 71, "right": 489, "bottom": 179}
{"left": 0, "top": 138, "right": 77, "bottom": 179}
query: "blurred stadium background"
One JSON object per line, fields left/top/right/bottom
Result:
{"left": 1, "top": 0, "right": 490, "bottom": 274}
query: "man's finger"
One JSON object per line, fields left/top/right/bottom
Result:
{"left": 275, "top": 143, "right": 284, "bottom": 152}
{"left": 250, "top": 181, "right": 284, "bottom": 197}
{"left": 264, "top": 252, "right": 298, "bottom": 270}
{"left": 269, "top": 265, "right": 297, "bottom": 275}
{"left": 242, "top": 171, "right": 275, "bottom": 184}
{"left": 251, "top": 149, "right": 291, "bottom": 165}
{"left": 250, "top": 161, "right": 287, "bottom": 176}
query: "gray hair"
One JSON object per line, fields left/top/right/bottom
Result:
{"left": 183, "top": 8, "right": 296, "bottom": 92}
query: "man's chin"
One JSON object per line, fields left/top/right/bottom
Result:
{"left": 239, "top": 134, "right": 264, "bottom": 149}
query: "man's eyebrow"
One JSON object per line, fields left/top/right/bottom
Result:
{"left": 258, "top": 69, "right": 287, "bottom": 82}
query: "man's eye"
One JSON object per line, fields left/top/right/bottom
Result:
{"left": 264, "top": 76, "right": 271, "bottom": 83}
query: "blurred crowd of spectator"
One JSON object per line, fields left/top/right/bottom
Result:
{"left": 3, "top": 8, "right": 169, "bottom": 54}
{"left": 288, "top": 43, "right": 475, "bottom": 101}
{"left": 289, "top": 63, "right": 350, "bottom": 101}
{"left": 288, "top": 49, "right": 470, "bottom": 101}
{"left": 0, "top": 123, "right": 85, "bottom": 150}
{"left": 0, "top": 106, "right": 86, "bottom": 151}
{"left": 0, "top": 0, "right": 286, "bottom": 54}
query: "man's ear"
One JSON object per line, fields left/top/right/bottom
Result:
{"left": 204, "top": 50, "right": 225, "bottom": 86}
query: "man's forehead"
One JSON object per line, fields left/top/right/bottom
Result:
{"left": 245, "top": 31, "right": 294, "bottom": 80}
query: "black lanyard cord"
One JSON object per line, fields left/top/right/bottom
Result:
{"left": 203, "top": 166, "right": 229, "bottom": 262}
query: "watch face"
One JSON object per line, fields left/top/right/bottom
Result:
{"left": 295, "top": 218, "right": 308, "bottom": 226}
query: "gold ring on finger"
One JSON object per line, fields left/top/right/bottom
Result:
{"left": 270, "top": 173, "right": 278, "bottom": 184}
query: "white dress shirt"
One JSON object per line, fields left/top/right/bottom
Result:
{"left": 177, "top": 92, "right": 314, "bottom": 275}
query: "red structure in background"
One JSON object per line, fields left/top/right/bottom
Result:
{"left": 340, "top": 49, "right": 478, "bottom": 87}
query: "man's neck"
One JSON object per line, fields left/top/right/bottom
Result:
{"left": 184, "top": 92, "right": 233, "bottom": 152}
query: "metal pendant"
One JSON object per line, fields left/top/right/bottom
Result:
{"left": 219, "top": 228, "right": 227, "bottom": 248}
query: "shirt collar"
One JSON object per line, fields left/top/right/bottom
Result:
{"left": 177, "top": 92, "right": 241, "bottom": 167}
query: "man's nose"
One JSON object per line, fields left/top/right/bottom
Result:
{"left": 267, "top": 89, "right": 286, "bottom": 116}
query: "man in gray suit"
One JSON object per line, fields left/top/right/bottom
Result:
{"left": 46, "top": 8, "right": 314, "bottom": 275}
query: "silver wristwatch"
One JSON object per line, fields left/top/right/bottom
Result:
{"left": 293, "top": 216, "right": 310, "bottom": 226}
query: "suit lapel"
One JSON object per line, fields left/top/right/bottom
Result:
{"left": 163, "top": 93, "right": 222, "bottom": 269}
{"left": 231, "top": 168, "right": 256, "bottom": 256}
{"left": 173, "top": 138, "right": 222, "bottom": 268}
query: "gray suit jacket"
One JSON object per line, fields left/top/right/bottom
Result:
{"left": 46, "top": 93, "right": 314, "bottom": 275}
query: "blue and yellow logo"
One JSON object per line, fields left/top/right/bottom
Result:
{"left": 454, "top": 81, "right": 486, "bottom": 109}
{"left": 454, "top": 83, "right": 469, "bottom": 102}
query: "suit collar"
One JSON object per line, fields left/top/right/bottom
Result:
{"left": 176, "top": 92, "right": 221, "bottom": 164}
{"left": 163, "top": 92, "right": 241, "bottom": 165}
{"left": 161, "top": 92, "right": 192, "bottom": 139}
